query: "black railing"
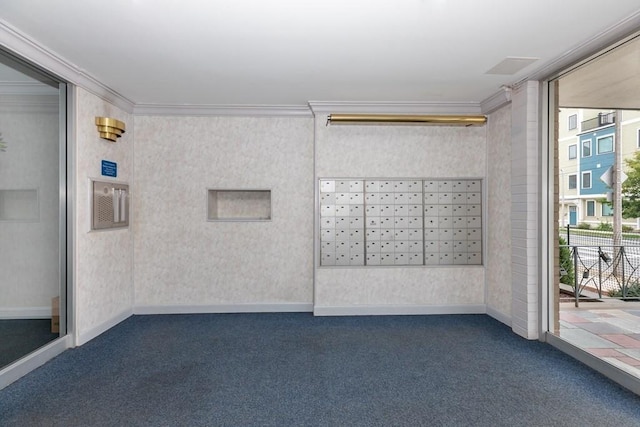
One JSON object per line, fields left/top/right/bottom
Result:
{"left": 561, "top": 244, "right": 640, "bottom": 307}
{"left": 580, "top": 112, "right": 616, "bottom": 132}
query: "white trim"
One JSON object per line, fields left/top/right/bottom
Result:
{"left": 134, "top": 303, "right": 314, "bottom": 315}
{"left": 76, "top": 308, "right": 132, "bottom": 346}
{"left": 582, "top": 171, "right": 592, "bottom": 189}
{"left": 525, "top": 14, "right": 640, "bottom": 83}
{"left": 308, "top": 101, "right": 482, "bottom": 115}
{"left": 596, "top": 134, "right": 614, "bottom": 154}
{"left": 133, "top": 103, "right": 313, "bottom": 117}
{"left": 582, "top": 138, "right": 592, "bottom": 157}
{"left": 486, "top": 306, "right": 512, "bottom": 327}
{"left": 480, "top": 87, "right": 512, "bottom": 115}
{"left": 0, "top": 19, "right": 134, "bottom": 113}
{"left": 0, "top": 335, "right": 71, "bottom": 390}
{"left": 313, "top": 304, "right": 486, "bottom": 316}
{"left": 0, "top": 306, "right": 51, "bottom": 319}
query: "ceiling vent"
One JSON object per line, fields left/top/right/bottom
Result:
{"left": 486, "top": 57, "right": 539, "bottom": 75}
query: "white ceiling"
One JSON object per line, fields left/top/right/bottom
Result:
{"left": 1, "top": 0, "right": 640, "bottom": 108}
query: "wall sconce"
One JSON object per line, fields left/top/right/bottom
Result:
{"left": 326, "top": 114, "right": 486, "bottom": 127}
{"left": 95, "top": 117, "right": 126, "bottom": 142}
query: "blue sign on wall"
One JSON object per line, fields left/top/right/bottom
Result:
{"left": 101, "top": 160, "right": 117, "bottom": 177}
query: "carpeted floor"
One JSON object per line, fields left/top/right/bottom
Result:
{"left": 0, "top": 319, "right": 59, "bottom": 369}
{"left": 1, "top": 313, "right": 639, "bottom": 426}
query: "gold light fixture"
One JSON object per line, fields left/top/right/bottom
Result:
{"left": 326, "top": 114, "right": 486, "bottom": 127}
{"left": 95, "top": 117, "right": 126, "bottom": 142}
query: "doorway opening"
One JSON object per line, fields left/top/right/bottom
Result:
{"left": 550, "top": 33, "right": 640, "bottom": 382}
{"left": 0, "top": 49, "right": 69, "bottom": 372}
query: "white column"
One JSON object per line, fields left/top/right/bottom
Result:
{"left": 510, "top": 81, "right": 540, "bottom": 340}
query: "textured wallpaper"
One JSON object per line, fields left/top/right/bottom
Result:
{"left": 75, "top": 88, "right": 134, "bottom": 342}
{"left": 315, "top": 118, "right": 487, "bottom": 309}
{"left": 486, "top": 104, "right": 513, "bottom": 320}
{"left": 133, "top": 116, "right": 314, "bottom": 307}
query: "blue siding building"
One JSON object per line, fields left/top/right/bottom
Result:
{"left": 579, "top": 126, "right": 615, "bottom": 196}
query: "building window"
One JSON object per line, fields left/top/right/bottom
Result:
{"left": 568, "top": 144, "right": 577, "bottom": 159}
{"left": 597, "top": 135, "right": 614, "bottom": 154}
{"left": 582, "top": 139, "right": 592, "bottom": 157}
{"left": 602, "top": 203, "right": 613, "bottom": 216}
{"left": 582, "top": 171, "right": 591, "bottom": 189}
{"left": 568, "top": 174, "right": 577, "bottom": 189}
{"left": 587, "top": 200, "right": 595, "bottom": 217}
{"left": 568, "top": 114, "right": 577, "bottom": 130}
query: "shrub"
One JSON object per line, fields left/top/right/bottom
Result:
{"left": 608, "top": 281, "right": 640, "bottom": 298}
{"left": 597, "top": 222, "right": 613, "bottom": 231}
{"left": 622, "top": 225, "right": 635, "bottom": 232}
{"left": 577, "top": 222, "right": 591, "bottom": 230}
{"left": 559, "top": 236, "right": 574, "bottom": 286}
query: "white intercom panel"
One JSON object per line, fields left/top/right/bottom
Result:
{"left": 92, "top": 180, "right": 129, "bottom": 230}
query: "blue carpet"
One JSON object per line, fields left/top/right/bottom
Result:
{"left": 1, "top": 313, "right": 639, "bottom": 426}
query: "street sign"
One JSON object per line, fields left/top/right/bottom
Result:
{"left": 599, "top": 166, "right": 627, "bottom": 187}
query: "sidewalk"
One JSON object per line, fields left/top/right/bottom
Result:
{"left": 558, "top": 301, "right": 640, "bottom": 378}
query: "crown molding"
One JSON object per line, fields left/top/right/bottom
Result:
{"left": 0, "top": 19, "right": 134, "bottom": 113}
{"left": 480, "top": 86, "right": 512, "bottom": 115}
{"left": 133, "top": 103, "right": 313, "bottom": 117}
{"left": 308, "top": 101, "right": 482, "bottom": 116}
{"left": 522, "top": 11, "right": 640, "bottom": 83}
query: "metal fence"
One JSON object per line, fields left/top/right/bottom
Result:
{"left": 560, "top": 243, "right": 640, "bottom": 307}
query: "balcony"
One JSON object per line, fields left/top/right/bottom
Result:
{"left": 581, "top": 112, "right": 615, "bottom": 132}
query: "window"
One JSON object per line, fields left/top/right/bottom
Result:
{"left": 568, "top": 174, "right": 577, "bottom": 189}
{"left": 597, "top": 135, "right": 613, "bottom": 154}
{"left": 568, "top": 144, "right": 577, "bottom": 159}
{"left": 582, "top": 139, "right": 591, "bottom": 157}
{"left": 568, "top": 114, "right": 577, "bottom": 130}
{"left": 582, "top": 171, "right": 591, "bottom": 189}
{"left": 602, "top": 203, "right": 613, "bottom": 216}
{"left": 587, "top": 200, "right": 595, "bottom": 217}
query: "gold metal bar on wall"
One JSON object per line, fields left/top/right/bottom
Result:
{"left": 326, "top": 114, "right": 487, "bottom": 126}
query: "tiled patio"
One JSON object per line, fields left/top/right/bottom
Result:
{"left": 558, "top": 301, "right": 640, "bottom": 377}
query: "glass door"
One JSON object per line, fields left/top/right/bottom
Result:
{"left": 0, "top": 51, "right": 66, "bottom": 369}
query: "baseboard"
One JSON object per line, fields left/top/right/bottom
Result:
{"left": 133, "top": 303, "right": 314, "bottom": 315}
{"left": 76, "top": 308, "right": 133, "bottom": 346}
{"left": 486, "top": 306, "right": 512, "bottom": 327}
{"left": 0, "top": 335, "right": 71, "bottom": 391}
{"left": 313, "top": 304, "right": 487, "bottom": 316}
{"left": 0, "top": 306, "right": 51, "bottom": 319}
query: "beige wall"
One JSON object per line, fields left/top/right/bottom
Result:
{"left": 132, "top": 116, "right": 314, "bottom": 311}
{"left": 314, "top": 116, "right": 487, "bottom": 313}
{"left": 74, "top": 87, "right": 134, "bottom": 344}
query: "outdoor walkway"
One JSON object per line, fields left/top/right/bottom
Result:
{"left": 558, "top": 301, "right": 640, "bottom": 378}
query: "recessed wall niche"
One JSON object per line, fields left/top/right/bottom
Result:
{"left": 319, "top": 178, "right": 482, "bottom": 267}
{"left": 207, "top": 189, "right": 272, "bottom": 221}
